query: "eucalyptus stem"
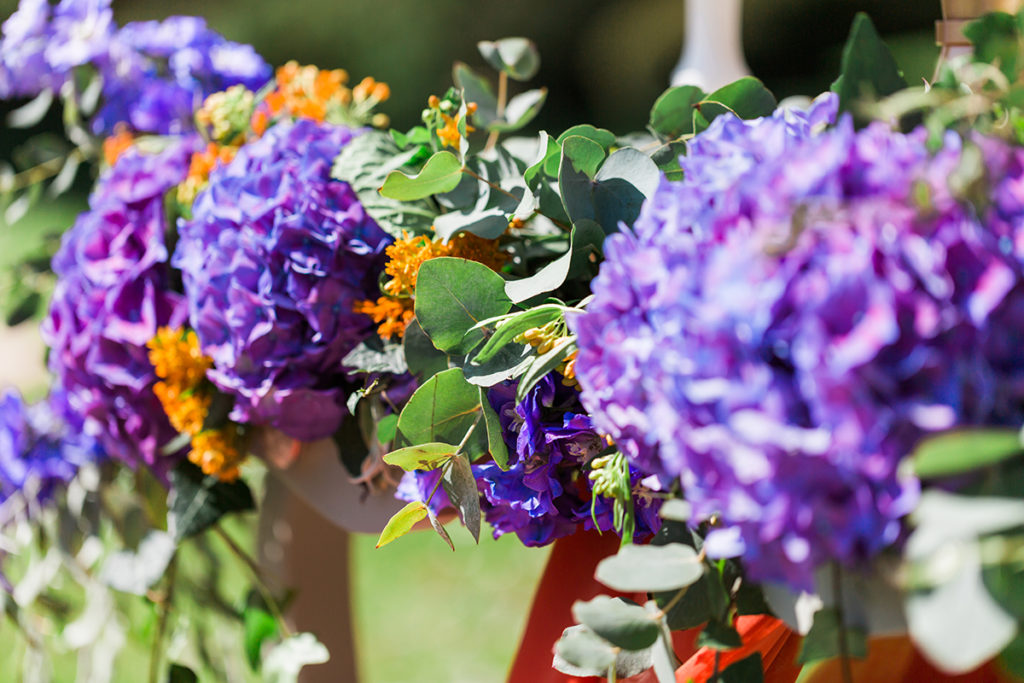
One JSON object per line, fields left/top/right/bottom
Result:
{"left": 832, "top": 562, "right": 853, "bottom": 683}
{"left": 212, "top": 525, "right": 294, "bottom": 639}
{"left": 484, "top": 71, "right": 508, "bottom": 152}
{"left": 712, "top": 650, "right": 721, "bottom": 681}
{"left": 148, "top": 552, "right": 178, "bottom": 683}
{"left": 425, "top": 413, "right": 481, "bottom": 506}
{"left": 0, "top": 147, "right": 86, "bottom": 195}
{"left": 461, "top": 167, "right": 519, "bottom": 201}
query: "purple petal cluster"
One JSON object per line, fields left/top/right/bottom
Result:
{"left": 42, "top": 139, "right": 196, "bottom": 472}
{"left": 0, "top": 0, "right": 269, "bottom": 134}
{"left": 0, "top": 388, "right": 104, "bottom": 508}
{"left": 173, "top": 120, "right": 391, "bottom": 441}
{"left": 571, "top": 94, "right": 1024, "bottom": 589}
{"left": 478, "top": 377, "right": 660, "bottom": 547}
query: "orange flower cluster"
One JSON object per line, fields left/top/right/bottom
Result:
{"left": 102, "top": 125, "right": 134, "bottom": 166}
{"left": 354, "top": 230, "right": 508, "bottom": 340}
{"left": 147, "top": 327, "right": 244, "bottom": 481}
{"left": 255, "top": 62, "right": 391, "bottom": 131}
{"left": 177, "top": 143, "right": 237, "bottom": 206}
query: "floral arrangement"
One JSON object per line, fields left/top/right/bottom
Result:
{"left": 4, "top": 1, "right": 1024, "bottom": 681}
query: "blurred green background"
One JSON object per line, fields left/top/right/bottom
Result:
{"left": 0, "top": 1, "right": 946, "bottom": 681}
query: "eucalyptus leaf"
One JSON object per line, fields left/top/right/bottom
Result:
{"left": 553, "top": 625, "right": 616, "bottom": 676}
{"left": 433, "top": 206, "right": 510, "bottom": 242}
{"left": 696, "top": 619, "right": 743, "bottom": 651}
{"left": 478, "top": 37, "right": 540, "bottom": 81}
{"left": 380, "top": 150, "right": 463, "bottom": 201}
{"left": 167, "top": 461, "right": 255, "bottom": 541}
{"left": 453, "top": 61, "right": 499, "bottom": 126}
{"left": 556, "top": 124, "right": 617, "bottom": 151}
{"left": 415, "top": 257, "right": 512, "bottom": 355}
{"left": 375, "top": 501, "right": 428, "bottom": 548}
{"left": 382, "top": 442, "right": 457, "bottom": 472}
{"left": 560, "top": 135, "right": 605, "bottom": 179}
{"left": 720, "top": 653, "right": 765, "bottom": 683}
{"left": 700, "top": 77, "right": 776, "bottom": 124}
{"left": 168, "top": 664, "right": 198, "bottom": 683}
{"left": 442, "top": 454, "right": 482, "bottom": 542}
{"left": 462, "top": 342, "right": 532, "bottom": 387}
{"left": 332, "top": 130, "right": 437, "bottom": 237}
{"left": 560, "top": 146, "right": 659, "bottom": 233}
{"left": 964, "top": 11, "right": 1021, "bottom": 82}
{"left": 6, "top": 90, "right": 53, "bottom": 128}
{"left": 595, "top": 543, "right": 704, "bottom": 593}
{"left": 395, "top": 368, "right": 485, "bottom": 456}
{"left": 488, "top": 88, "right": 548, "bottom": 133}
{"left": 830, "top": 12, "right": 907, "bottom": 119}
{"left": 480, "top": 386, "right": 509, "bottom": 469}
{"left": 504, "top": 220, "right": 604, "bottom": 303}
{"left": 906, "top": 541, "right": 1016, "bottom": 673}
{"left": 99, "top": 531, "right": 176, "bottom": 595}
{"left": 342, "top": 337, "right": 408, "bottom": 375}
{"left": 403, "top": 318, "right": 449, "bottom": 381}
{"left": 659, "top": 499, "right": 691, "bottom": 522}
{"left": 912, "top": 428, "right": 1022, "bottom": 479}
{"left": 649, "top": 85, "right": 704, "bottom": 140}
{"left": 572, "top": 596, "right": 661, "bottom": 651}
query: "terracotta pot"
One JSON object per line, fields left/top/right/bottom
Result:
{"left": 937, "top": 0, "right": 1024, "bottom": 58}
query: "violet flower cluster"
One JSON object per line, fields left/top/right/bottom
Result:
{"left": 43, "top": 139, "right": 196, "bottom": 472}
{"left": 571, "top": 94, "right": 1024, "bottom": 589}
{"left": 173, "top": 119, "right": 392, "bottom": 441}
{"left": 0, "top": 388, "right": 104, "bottom": 509}
{"left": 0, "top": 0, "right": 269, "bottom": 134}
{"left": 398, "top": 376, "right": 662, "bottom": 547}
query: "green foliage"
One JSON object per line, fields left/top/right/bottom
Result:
{"left": 382, "top": 442, "right": 457, "bottom": 471}
{"left": 414, "top": 257, "right": 512, "bottom": 355}
{"left": 964, "top": 11, "right": 1024, "bottom": 82}
{"left": 167, "top": 461, "right": 255, "bottom": 541}
{"left": 559, "top": 143, "right": 660, "bottom": 234}
{"left": 379, "top": 150, "right": 463, "bottom": 201}
{"left": 594, "top": 543, "right": 704, "bottom": 593}
{"left": 242, "top": 593, "right": 278, "bottom": 670}
{"left": 912, "top": 428, "right": 1022, "bottom": 479}
{"left": 478, "top": 38, "right": 541, "bottom": 82}
{"left": 472, "top": 305, "right": 564, "bottom": 364}
{"left": 503, "top": 221, "right": 603, "bottom": 303}
{"left": 395, "top": 368, "right": 485, "bottom": 456}
{"left": 442, "top": 453, "right": 482, "bottom": 542}
{"left": 572, "top": 596, "right": 661, "bottom": 651}
{"left": 332, "top": 131, "right": 438, "bottom": 238}
{"left": 376, "top": 501, "right": 429, "bottom": 548}
{"left": 720, "top": 653, "right": 765, "bottom": 683}
{"left": 402, "top": 318, "right": 450, "bottom": 381}
{"left": 168, "top": 664, "right": 199, "bottom": 683}
{"left": 341, "top": 337, "right": 408, "bottom": 376}
{"left": 648, "top": 85, "right": 704, "bottom": 139}
{"left": 515, "top": 336, "right": 576, "bottom": 402}
{"left": 479, "top": 386, "right": 509, "bottom": 469}
{"left": 696, "top": 619, "right": 743, "bottom": 650}
{"left": 831, "top": 12, "right": 906, "bottom": 120}
{"left": 552, "top": 625, "right": 616, "bottom": 676}
{"left": 693, "top": 77, "right": 777, "bottom": 132}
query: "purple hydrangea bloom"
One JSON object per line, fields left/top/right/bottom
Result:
{"left": 0, "top": 0, "right": 269, "bottom": 134}
{"left": 571, "top": 95, "right": 1024, "bottom": 589}
{"left": 0, "top": 388, "right": 104, "bottom": 508}
{"left": 173, "top": 120, "right": 391, "bottom": 441}
{"left": 91, "top": 16, "right": 270, "bottom": 135}
{"left": 42, "top": 138, "right": 196, "bottom": 472}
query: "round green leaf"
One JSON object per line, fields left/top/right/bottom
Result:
{"left": 477, "top": 37, "right": 540, "bottom": 81}
{"left": 572, "top": 596, "right": 660, "bottom": 651}
{"left": 414, "top": 257, "right": 512, "bottom": 355}
{"left": 396, "top": 368, "right": 485, "bottom": 455}
{"left": 595, "top": 543, "right": 704, "bottom": 593}
{"left": 380, "top": 151, "right": 463, "bottom": 201}
{"left": 648, "top": 85, "right": 704, "bottom": 139}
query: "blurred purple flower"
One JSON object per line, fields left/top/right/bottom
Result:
{"left": 572, "top": 95, "right": 1024, "bottom": 589}
{"left": 0, "top": 388, "right": 104, "bottom": 508}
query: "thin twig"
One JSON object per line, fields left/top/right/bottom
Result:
{"left": 484, "top": 71, "right": 508, "bottom": 152}
{"left": 212, "top": 525, "right": 294, "bottom": 639}
{"left": 461, "top": 167, "right": 519, "bottom": 201}
{"left": 0, "top": 147, "right": 86, "bottom": 195}
{"left": 148, "top": 552, "right": 178, "bottom": 683}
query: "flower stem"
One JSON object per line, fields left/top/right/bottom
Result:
{"left": 212, "top": 524, "right": 294, "bottom": 639}
{"left": 484, "top": 71, "right": 508, "bottom": 152}
{"left": 148, "top": 552, "right": 178, "bottom": 683}
{"left": 832, "top": 562, "right": 853, "bottom": 683}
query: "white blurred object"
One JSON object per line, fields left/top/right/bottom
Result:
{"left": 255, "top": 429, "right": 403, "bottom": 534}
{"left": 671, "top": 0, "right": 751, "bottom": 91}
